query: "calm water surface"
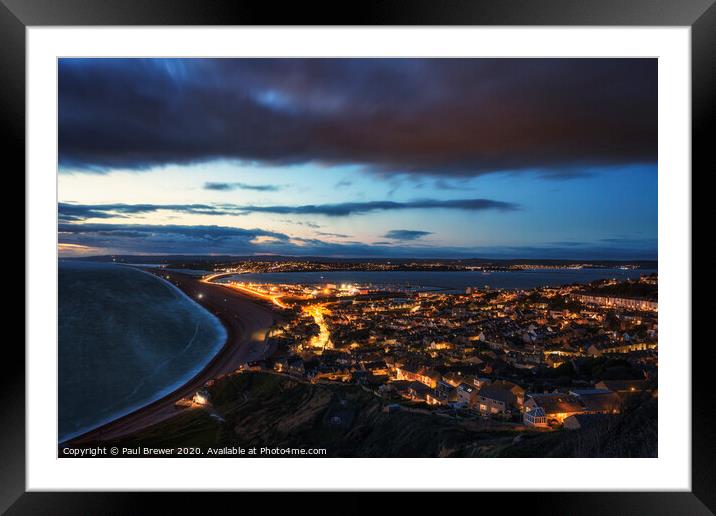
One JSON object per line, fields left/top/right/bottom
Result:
{"left": 58, "top": 261, "right": 226, "bottom": 442}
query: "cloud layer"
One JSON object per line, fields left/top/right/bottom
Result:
{"left": 59, "top": 58, "right": 657, "bottom": 176}
{"left": 58, "top": 198, "right": 519, "bottom": 222}
{"left": 57, "top": 222, "right": 657, "bottom": 259}
{"left": 383, "top": 230, "right": 432, "bottom": 240}
{"left": 203, "top": 182, "right": 281, "bottom": 192}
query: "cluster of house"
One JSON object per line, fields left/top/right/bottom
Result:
{"left": 389, "top": 365, "right": 647, "bottom": 428}
{"left": 266, "top": 280, "right": 657, "bottom": 378}
{"left": 254, "top": 277, "right": 657, "bottom": 429}
{"left": 571, "top": 293, "right": 657, "bottom": 312}
{"left": 331, "top": 285, "right": 655, "bottom": 362}
{"left": 264, "top": 351, "right": 649, "bottom": 429}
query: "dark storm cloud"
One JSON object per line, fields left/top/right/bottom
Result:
{"left": 383, "top": 230, "right": 432, "bottom": 240}
{"left": 59, "top": 58, "right": 657, "bottom": 176}
{"left": 203, "top": 182, "right": 281, "bottom": 192}
{"left": 58, "top": 198, "right": 518, "bottom": 221}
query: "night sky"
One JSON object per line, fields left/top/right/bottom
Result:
{"left": 58, "top": 58, "right": 657, "bottom": 259}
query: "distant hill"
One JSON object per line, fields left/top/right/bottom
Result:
{"left": 64, "top": 254, "right": 658, "bottom": 269}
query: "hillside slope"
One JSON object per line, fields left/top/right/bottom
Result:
{"left": 85, "top": 372, "right": 656, "bottom": 458}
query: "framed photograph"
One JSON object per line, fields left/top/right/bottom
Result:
{"left": 6, "top": 0, "right": 709, "bottom": 512}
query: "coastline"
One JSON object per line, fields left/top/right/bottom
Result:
{"left": 209, "top": 267, "right": 657, "bottom": 293}
{"left": 61, "top": 270, "right": 283, "bottom": 447}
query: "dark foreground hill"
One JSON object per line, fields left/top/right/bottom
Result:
{"left": 77, "top": 372, "right": 656, "bottom": 458}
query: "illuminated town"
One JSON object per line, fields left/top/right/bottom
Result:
{"left": 193, "top": 268, "right": 657, "bottom": 430}
{"left": 150, "top": 257, "right": 649, "bottom": 275}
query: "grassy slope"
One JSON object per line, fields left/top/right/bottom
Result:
{"left": 99, "top": 372, "right": 657, "bottom": 458}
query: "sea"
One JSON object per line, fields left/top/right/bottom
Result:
{"left": 215, "top": 268, "right": 657, "bottom": 293}
{"left": 58, "top": 261, "right": 226, "bottom": 443}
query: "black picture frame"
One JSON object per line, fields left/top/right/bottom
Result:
{"left": 3, "top": 0, "right": 709, "bottom": 513}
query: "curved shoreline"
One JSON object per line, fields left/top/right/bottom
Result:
{"left": 61, "top": 270, "right": 283, "bottom": 447}
{"left": 134, "top": 264, "right": 228, "bottom": 348}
